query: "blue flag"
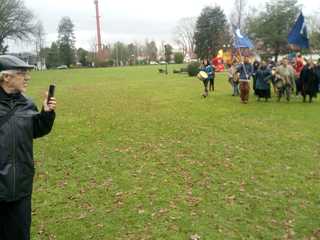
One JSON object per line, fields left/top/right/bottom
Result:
{"left": 288, "top": 12, "right": 309, "bottom": 49}
{"left": 234, "top": 29, "right": 254, "bottom": 49}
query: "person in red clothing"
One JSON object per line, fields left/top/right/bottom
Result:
{"left": 294, "top": 52, "right": 304, "bottom": 95}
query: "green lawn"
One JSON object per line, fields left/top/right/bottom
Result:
{"left": 29, "top": 65, "right": 320, "bottom": 240}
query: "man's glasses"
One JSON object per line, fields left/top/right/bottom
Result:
{"left": 13, "top": 70, "right": 29, "bottom": 76}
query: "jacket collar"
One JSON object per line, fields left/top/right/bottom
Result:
{"left": 0, "top": 86, "right": 26, "bottom": 102}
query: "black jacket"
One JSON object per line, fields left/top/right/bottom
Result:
{"left": 300, "top": 65, "right": 319, "bottom": 97}
{"left": 0, "top": 87, "right": 55, "bottom": 202}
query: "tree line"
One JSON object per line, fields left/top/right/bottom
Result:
{"left": 1, "top": 0, "right": 319, "bottom": 68}
{"left": 175, "top": 0, "right": 320, "bottom": 61}
{"left": 0, "top": 0, "right": 183, "bottom": 68}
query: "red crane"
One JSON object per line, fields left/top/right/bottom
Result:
{"left": 94, "top": 0, "right": 102, "bottom": 57}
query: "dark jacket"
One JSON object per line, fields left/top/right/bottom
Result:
{"left": 201, "top": 64, "right": 215, "bottom": 80}
{"left": 236, "top": 63, "right": 253, "bottom": 80}
{"left": 300, "top": 65, "right": 319, "bottom": 97}
{"left": 255, "top": 67, "right": 272, "bottom": 90}
{"left": 0, "top": 87, "right": 55, "bottom": 202}
{"left": 314, "top": 65, "right": 320, "bottom": 91}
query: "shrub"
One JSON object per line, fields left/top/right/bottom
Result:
{"left": 105, "top": 60, "right": 114, "bottom": 67}
{"left": 94, "top": 59, "right": 114, "bottom": 67}
{"left": 174, "top": 53, "right": 184, "bottom": 64}
{"left": 187, "top": 62, "right": 200, "bottom": 76}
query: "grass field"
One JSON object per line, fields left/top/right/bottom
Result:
{"left": 29, "top": 65, "right": 320, "bottom": 240}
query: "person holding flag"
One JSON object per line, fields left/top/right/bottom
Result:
{"left": 234, "top": 28, "right": 254, "bottom": 103}
{"left": 236, "top": 56, "right": 253, "bottom": 104}
{"left": 288, "top": 12, "right": 310, "bottom": 97}
{"left": 288, "top": 12, "right": 309, "bottom": 50}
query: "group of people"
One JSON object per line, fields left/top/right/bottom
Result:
{"left": 231, "top": 54, "right": 320, "bottom": 103}
{"left": 200, "top": 53, "right": 320, "bottom": 104}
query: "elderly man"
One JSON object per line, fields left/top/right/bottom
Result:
{"left": 0, "top": 55, "right": 56, "bottom": 240}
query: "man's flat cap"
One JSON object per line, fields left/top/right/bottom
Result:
{"left": 0, "top": 55, "right": 34, "bottom": 71}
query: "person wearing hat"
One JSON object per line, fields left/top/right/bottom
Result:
{"left": 0, "top": 55, "right": 56, "bottom": 240}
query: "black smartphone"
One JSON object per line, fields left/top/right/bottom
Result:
{"left": 47, "top": 84, "right": 55, "bottom": 103}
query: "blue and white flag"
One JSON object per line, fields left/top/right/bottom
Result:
{"left": 288, "top": 12, "right": 309, "bottom": 49}
{"left": 234, "top": 29, "right": 254, "bottom": 49}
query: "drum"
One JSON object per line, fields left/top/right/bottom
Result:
{"left": 197, "top": 71, "right": 208, "bottom": 81}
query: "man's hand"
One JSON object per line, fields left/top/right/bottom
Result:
{"left": 43, "top": 91, "right": 57, "bottom": 112}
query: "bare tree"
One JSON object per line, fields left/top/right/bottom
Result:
{"left": 174, "top": 17, "right": 196, "bottom": 57}
{"left": 306, "top": 13, "right": 320, "bottom": 32}
{"left": 0, "top": 0, "right": 35, "bottom": 53}
{"left": 306, "top": 14, "right": 320, "bottom": 52}
{"left": 229, "top": 0, "right": 247, "bottom": 30}
{"left": 33, "top": 21, "right": 45, "bottom": 70}
{"left": 143, "top": 39, "right": 158, "bottom": 62}
{"left": 87, "top": 36, "right": 97, "bottom": 65}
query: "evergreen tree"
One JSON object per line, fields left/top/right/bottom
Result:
{"left": 194, "top": 6, "right": 231, "bottom": 59}
{"left": 174, "top": 53, "right": 184, "bottom": 64}
{"left": 77, "top": 48, "right": 89, "bottom": 66}
{"left": 164, "top": 44, "right": 173, "bottom": 63}
{"left": 58, "top": 17, "right": 76, "bottom": 67}
{"left": 46, "top": 42, "right": 60, "bottom": 68}
{"left": 246, "top": 0, "right": 300, "bottom": 61}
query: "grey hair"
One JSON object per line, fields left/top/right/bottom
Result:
{"left": 0, "top": 70, "right": 13, "bottom": 84}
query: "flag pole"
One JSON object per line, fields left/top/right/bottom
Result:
{"left": 235, "top": 33, "right": 249, "bottom": 80}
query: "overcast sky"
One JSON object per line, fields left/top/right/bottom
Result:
{"left": 7, "top": 0, "right": 320, "bottom": 52}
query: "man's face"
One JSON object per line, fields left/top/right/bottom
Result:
{"left": 4, "top": 70, "right": 30, "bottom": 93}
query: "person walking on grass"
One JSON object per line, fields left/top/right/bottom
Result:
{"left": 255, "top": 61, "right": 273, "bottom": 102}
{"left": 227, "top": 61, "right": 239, "bottom": 96}
{"left": 208, "top": 60, "right": 216, "bottom": 92}
{"left": 275, "top": 58, "right": 295, "bottom": 102}
{"left": 236, "top": 56, "right": 253, "bottom": 104}
{"left": 315, "top": 59, "right": 320, "bottom": 92}
{"left": 200, "top": 59, "right": 214, "bottom": 98}
{"left": 0, "top": 55, "right": 56, "bottom": 240}
{"left": 300, "top": 59, "right": 319, "bottom": 103}
{"left": 252, "top": 59, "right": 260, "bottom": 95}
{"left": 293, "top": 52, "right": 304, "bottom": 96}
